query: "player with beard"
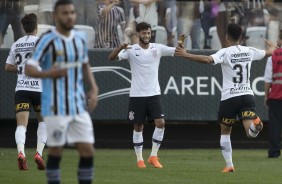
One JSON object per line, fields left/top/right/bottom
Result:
{"left": 109, "top": 22, "right": 176, "bottom": 169}
{"left": 25, "top": 0, "right": 99, "bottom": 183}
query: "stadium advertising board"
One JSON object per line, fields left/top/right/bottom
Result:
{"left": 0, "top": 49, "right": 268, "bottom": 121}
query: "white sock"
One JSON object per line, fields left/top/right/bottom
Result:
{"left": 37, "top": 122, "right": 47, "bottom": 157}
{"left": 15, "top": 125, "right": 26, "bottom": 157}
{"left": 248, "top": 123, "right": 259, "bottom": 138}
{"left": 133, "top": 130, "right": 143, "bottom": 161}
{"left": 150, "top": 127, "right": 165, "bottom": 157}
{"left": 220, "top": 135, "right": 233, "bottom": 168}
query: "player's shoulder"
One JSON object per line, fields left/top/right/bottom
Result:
{"left": 73, "top": 30, "right": 87, "bottom": 41}
{"left": 36, "top": 29, "right": 56, "bottom": 45}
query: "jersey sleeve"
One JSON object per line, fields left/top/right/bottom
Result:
{"left": 249, "top": 47, "right": 266, "bottom": 61}
{"left": 159, "top": 44, "right": 175, "bottom": 56}
{"left": 264, "top": 57, "right": 273, "bottom": 83}
{"left": 5, "top": 44, "right": 16, "bottom": 65}
{"left": 210, "top": 48, "right": 226, "bottom": 64}
{"left": 118, "top": 49, "right": 129, "bottom": 60}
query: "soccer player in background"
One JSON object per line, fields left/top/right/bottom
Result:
{"left": 108, "top": 22, "right": 176, "bottom": 169}
{"left": 25, "top": 0, "right": 99, "bottom": 183}
{"left": 5, "top": 13, "right": 47, "bottom": 171}
{"left": 174, "top": 23, "right": 278, "bottom": 172}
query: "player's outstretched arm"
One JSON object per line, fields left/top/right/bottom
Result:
{"left": 265, "top": 39, "right": 279, "bottom": 57}
{"left": 175, "top": 46, "right": 214, "bottom": 64}
{"left": 25, "top": 64, "right": 67, "bottom": 78}
{"left": 5, "top": 63, "right": 18, "bottom": 73}
{"left": 83, "top": 63, "right": 99, "bottom": 112}
{"left": 108, "top": 44, "right": 130, "bottom": 60}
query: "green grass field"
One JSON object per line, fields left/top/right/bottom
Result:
{"left": 0, "top": 148, "right": 281, "bottom": 184}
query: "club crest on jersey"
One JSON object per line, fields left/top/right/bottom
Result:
{"left": 129, "top": 111, "right": 135, "bottom": 120}
{"left": 151, "top": 49, "right": 158, "bottom": 58}
{"left": 56, "top": 50, "right": 64, "bottom": 56}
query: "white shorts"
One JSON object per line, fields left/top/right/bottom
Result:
{"left": 44, "top": 112, "right": 95, "bottom": 147}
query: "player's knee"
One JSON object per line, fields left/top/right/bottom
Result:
{"left": 155, "top": 119, "right": 165, "bottom": 128}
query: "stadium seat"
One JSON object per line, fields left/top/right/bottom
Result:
{"left": 24, "top": 4, "right": 39, "bottom": 16}
{"left": 154, "top": 26, "right": 167, "bottom": 45}
{"left": 245, "top": 26, "right": 267, "bottom": 49}
{"left": 74, "top": 25, "right": 95, "bottom": 48}
{"left": 37, "top": 24, "right": 55, "bottom": 37}
{"left": 1, "top": 24, "right": 13, "bottom": 48}
{"left": 208, "top": 26, "right": 221, "bottom": 50}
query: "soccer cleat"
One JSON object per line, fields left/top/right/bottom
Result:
{"left": 137, "top": 160, "right": 146, "bottom": 168}
{"left": 34, "top": 152, "right": 46, "bottom": 170}
{"left": 222, "top": 166, "right": 235, "bottom": 173}
{"left": 148, "top": 156, "right": 163, "bottom": 168}
{"left": 17, "top": 152, "right": 28, "bottom": 170}
{"left": 253, "top": 117, "right": 263, "bottom": 132}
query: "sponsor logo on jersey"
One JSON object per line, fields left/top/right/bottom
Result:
{"left": 231, "top": 53, "right": 250, "bottom": 58}
{"left": 16, "top": 42, "right": 35, "bottom": 47}
{"left": 17, "top": 80, "right": 39, "bottom": 86}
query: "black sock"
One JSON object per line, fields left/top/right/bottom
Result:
{"left": 46, "top": 155, "right": 61, "bottom": 184}
{"left": 78, "top": 157, "right": 94, "bottom": 184}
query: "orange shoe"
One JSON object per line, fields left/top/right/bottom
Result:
{"left": 222, "top": 166, "right": 235, "bottom": 173}
{"left": 253, "top": 117, "right": 263, "bottom": 132}
{"left": 148, "top": 156, "right": 163, "bottom": 168}
{"left": 137, "top": 160, "right": 146, "bottom": 168}
{"left": 18, "top": 152, "right": 28, "bottom": 170}
{"left": 34, "top": 152, "right": 45, "bottom": 170}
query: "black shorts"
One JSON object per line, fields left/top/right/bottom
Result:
{"left": 15, "top": 90, "right": 41, "bottom": 113}
{"left": 218, "top": 95, "right": 258, "bottom": 126}
{"left": 127, "top": 95, "right": 164, "bottom": 123}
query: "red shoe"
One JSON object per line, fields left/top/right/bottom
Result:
{"left": 148, "top": 156, "right": 163, "bottom": 168}
{"left": 222, "top": 166, "right": 235, "bottom": 173}
{"left": 18, "top": 152, "right": 28, "bottom": 170}
{"left": 137, "top": 160, "right": 146, "bottom": 168}
{"left": 34, "top": 152, "right": 45, "bottom": 170}
{"left": 253, "top": 117, "right": 263, "bottom": 132}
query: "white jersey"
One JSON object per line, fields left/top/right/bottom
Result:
{"left": 6, "top": 35, "right": 42, "bottom": 92}
{"left": 211, "top": 45, "right": 265, "bottom": 101}
{"left": 118, "top": 43, "right": 175, "bottom": 97}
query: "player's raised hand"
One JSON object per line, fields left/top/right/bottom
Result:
{"left": 175, "top": 46, "right": 188, "bottom": 57}
{"left": 178, "top": 34, "right": 187, "bottom": 49}
{"left": 265, "top": 39, "right": 278, "bottom": 49}
{"left": 120, "top": 43, "right": 131, "bottom": 50}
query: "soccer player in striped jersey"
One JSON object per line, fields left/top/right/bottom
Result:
{"left": 175, "top": 23, "right": 278, "bottom": 173}
{"left": 25, "top": 0, "right": 99, "bottom": 183}
{"left": 5, "top": 13, "right": 47, "bottom": 171}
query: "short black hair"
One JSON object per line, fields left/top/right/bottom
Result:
{"left": 54, "top": 0, "right": 73, "bottom": 11}
{"left": 21, "top": 13, "right": 37, "bottom": 33}
{"left": 227, "top": 23, "right": 242, "bottom": 41}
{"left": 136, "top": 22, "right": 151, "bottom": 32}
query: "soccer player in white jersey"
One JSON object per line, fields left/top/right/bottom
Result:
{"left": 5, "top": 13, "right": 47, "bottom": 171}
{"left": 109, "top": 22, "right": 176, "bottom": 169}
{"left": 175, "top": 23, "right": 278, "bottom": 172}
{"left": 25, "top": 0, "right": 99, "bottom": 184}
